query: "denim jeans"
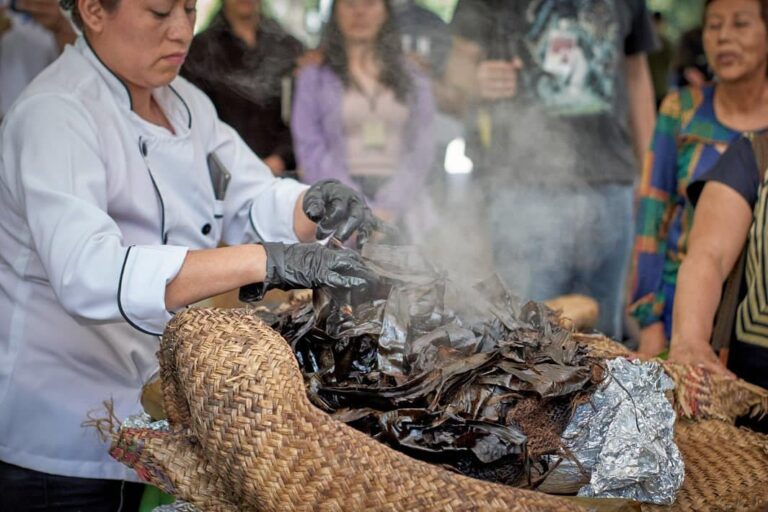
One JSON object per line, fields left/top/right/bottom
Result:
{"left": 0, "top": 461, "right": 144, "bottom": 512}
{"left": 485, "top": 183, "right": 634, "bottom": 339}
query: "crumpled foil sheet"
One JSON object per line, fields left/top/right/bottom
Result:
{"left": 152, "top": 503, "right": 202, "bottom": 512}
{"left": 121, "top": 413, "right": 169, "bottom": 432}
{"left": 545, "top": 358, "right": 684, "bottom": 505}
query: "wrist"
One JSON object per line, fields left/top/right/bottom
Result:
{"left": 249, "top": 243, "right": 269, "bottom": 283}
{"left": 261, "top": 242, "right": 287, "bottom": 287}
{"left": 294, "top": 191, "right": 317, "bottom": 242}
{"left": 670, "top": 334, "right": 710, "bottom": 352}
{"left": 238, "top": 244, "right": 272, "bottom": 303}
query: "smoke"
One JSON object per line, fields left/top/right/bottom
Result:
{"left": 417, "top": 172, "right": 495, "bottom": 282}
{"left": 187, "top": 1, "right": 638, "bottom": 331}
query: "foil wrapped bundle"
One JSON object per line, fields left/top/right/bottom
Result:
{"left": 121, "top": 413, "right": 169, "bottom": 432}
{"left": 542, "top": 358, "right": 684, "bottom": 504}
{"left": 152, "top": 503, "right": 202, "bottom": 512}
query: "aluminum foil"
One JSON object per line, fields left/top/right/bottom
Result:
{"left": 543, "top": 358, "right": 684, "bottom": 505}
{"left": 152, "top": 502, "right": 202, "bottom": 512}
{"left": 121, "top": 413, "right": 170, "bottom": 432}
{"left": 119, "top": 416, "right": 201, "bottom": 512}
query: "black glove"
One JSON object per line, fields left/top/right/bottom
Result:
{"left": 239, "top": 242, "right": 377, "bottom": 302}
{"left": 303, "top": 179, "right": 378, "bottom": 246}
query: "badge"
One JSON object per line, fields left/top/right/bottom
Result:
{"left": 542, "top": 22, "right": 578, "bottom": 77}
{"left": 362, "top": 120, "right": 387, "bottom": 149}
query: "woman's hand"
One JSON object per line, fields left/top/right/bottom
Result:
{"left": 668, "top": 337, "right": 735, "bottom": 378}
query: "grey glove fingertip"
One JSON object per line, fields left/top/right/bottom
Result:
{"left": 337, "top": 199, "right": 366, "bottom": 240}
{"left": 323, "top": 271, "right": 347, "bottom": 289}
{"left": 335, "top": 214, "right": 363, "bottom": 242}
{"left": 315, "top": 223, "right": 337, "bottom": 240}
{"left": 326, "top": 270, "right": 370, "bottom": 289}
{"left": 303, "top": 200, "right": 324, "bottom": 221}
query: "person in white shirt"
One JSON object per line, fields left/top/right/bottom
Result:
{"left": 0, "top": 0, "right": 76, "bottom": 119}
{"left": 0, "top": 0, "right": 379, "bottom": 509}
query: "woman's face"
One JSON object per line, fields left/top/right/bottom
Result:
{"left": 83, "top": 0, "right": 196, "bottom": 89}
{"left": 335, "top": 0, "right": 387, "bottom": 45}
{"left": 703, "top": 0, "right": 768, "bottom": 83}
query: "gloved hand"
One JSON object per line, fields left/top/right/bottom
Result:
{"left": 239, "top": 242, "right": 377, "bottom": 302}
{"left": 303, "top": 179, "right": 379, "bottom": 246}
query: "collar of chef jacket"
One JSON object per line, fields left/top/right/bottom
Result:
{"left": 77, "top": 37, "right": 192, "bottom": 132}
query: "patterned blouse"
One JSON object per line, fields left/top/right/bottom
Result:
{"left": 628, "top": 85, "right": 740, "bottom": 337}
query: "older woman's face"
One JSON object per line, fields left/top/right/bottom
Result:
{"left": 85, "top": 0, "right": 196, "bottom": 89}
{"left": 335, "top": 0, "right": 387, "bottom": 45}
{"left": 704, "top": 0, "right": 768, "bottom": 83}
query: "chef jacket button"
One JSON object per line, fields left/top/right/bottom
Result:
{"left": 201, "top": 223, "right": 212, "bottom": 235}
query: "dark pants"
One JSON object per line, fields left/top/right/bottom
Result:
{"left": 0, "top": 461, "right": 144, "bottom": 512}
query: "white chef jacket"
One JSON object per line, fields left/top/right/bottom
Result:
{"left": 0, "top": 37, "right": 308, "bottom": 480}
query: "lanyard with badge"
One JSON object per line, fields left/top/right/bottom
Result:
{"left": 358, "top": 82, "right": 387, "bottom": 151}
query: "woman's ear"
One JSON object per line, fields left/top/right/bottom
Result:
{"left": 78, "top": 0, "right": 108, "bottom": 34}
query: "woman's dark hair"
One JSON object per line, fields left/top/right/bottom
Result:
{"left": 704, "top": 0, "right": 768, "bottom": 29}
{"left": 322, "top": 0, "right": 412, "bottom": 102}
{"left": 59, "top": 0, "right": 121, "bottom": 30}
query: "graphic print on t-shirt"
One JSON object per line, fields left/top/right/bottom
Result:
{"left": 524, "top": 0, "right": 619, "bottom": 117}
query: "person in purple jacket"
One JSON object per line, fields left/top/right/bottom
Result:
{"left": 292, "top": 0, "right": 435, "bottom": 232}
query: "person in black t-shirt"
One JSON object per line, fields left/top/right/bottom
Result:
{"left": 673, "top": 137, "right": 768, "bottom": 398}
{"left": 443, "top": 0, "right": 657, "bottom": 339}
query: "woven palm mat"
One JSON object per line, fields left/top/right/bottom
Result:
{"left": 111, "top": 308, "right": 583, "bottom": 511}
{"left": 110, "top": 310, "right": 768, "bottom": 511}
{"left": 643, "top": 420, "right": 768, "bottom": 512}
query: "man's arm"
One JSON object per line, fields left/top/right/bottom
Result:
{"left": 625, "top": 53, "right": 656, "bottom": 169}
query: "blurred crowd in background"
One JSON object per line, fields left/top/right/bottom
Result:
{"left": 3, "top": 0, "right": 768, "bottom": 395}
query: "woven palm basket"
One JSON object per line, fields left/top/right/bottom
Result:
{"left": 111, "top": 310, "right": 768, "bottom": 511}
{"left": 112, "top": 308, "right": 582, "bottom": 511}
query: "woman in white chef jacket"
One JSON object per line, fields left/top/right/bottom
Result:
{"left": 0, "top": 0, "right": 380, "bottom": 509}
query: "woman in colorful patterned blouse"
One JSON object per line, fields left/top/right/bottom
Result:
{"left": 629, "top": 0, "right": 768, "bottom": 357}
